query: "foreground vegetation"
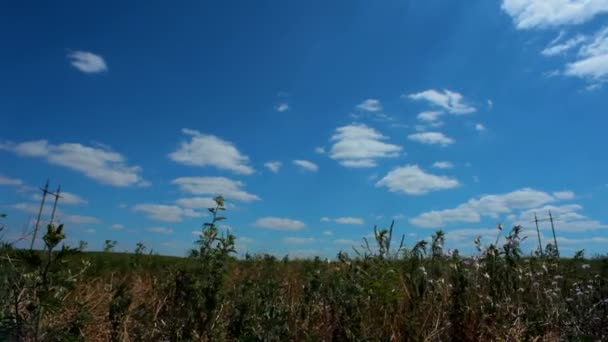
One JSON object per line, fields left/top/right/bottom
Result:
{"left": 1, "top": 198, "right": 607, "bottom": 341}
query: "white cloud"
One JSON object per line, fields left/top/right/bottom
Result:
{"left": 175, "top": 197, "right": 217, "bottom": 209}
{"left": 315, "top": 146, "right": 326, "bottom": 154}
{"left": 334, "top": 217, "right": 365, "bottom": 225}
{"left": 59, "top": 192, "right": 87, "bottom": 205}
{"left": 432, "top": 161, "right": 454, "bottom": 169}
{"left": 356, "top": 99, "right": 382, "bottom": 112}
{"left": 61, "top": 214, "right": 100, "bottom": 224}
{"left": 407, "top": 89, "right": 476, "bottom": 114}
{"left": 410, "top": 188, "right": 565, "bottom": 228}
{"left": 254, "top": 217, "right": 306, "bottom": 231}
{"left": 408, "top": 132, "right": 455, "bottom": 146}
{"left": 67, "top": 51, "right": 108, "bottom": 73}
{"left": 553, "top": 191, "right": 575, "bottom": 200}
{"left": 169, "top": 128, "right": 254, "bottom": 175}
{"left": 147, "top": 227, "right": 174, "bottom": 234}
{"left": 557, "top": 236, "right": 608, "bottom": 244}
{"left": 284, "top": 237, "right": 315, "bottom": 244}
{"left": 264, "top": 161, "right": 282, "bottom": 173}
{"left": 329, "top": 123, "right": 402, "bottom": 168}
{"left": 293, "top": 159, "right": 318, "bottom": 172}
{"left": 445, "top": 228, "right": 500, "bottom": 243}
{"left": 417, "top": 111, "right": 444, "bottom": 123}
{"left": 275, "top": 102, "right": 289, "bottom": 112}
{"left": 322, "top": 231, "right": 333, "bottom": 236}
{"left": 501, "top": 0, "right": 608, "bottom": 29}
{"left": 475, "top": 123, "right": 486, "bottom": 131}
{"left": 565, "top": 26, "right": 608, "bottom": 81}
{"left": 134, "top": 204, "right": 203, "bottom": 222}
{"left": 376, "top": 165, "right": 460, "bottom": 195}
{"left": 334, "top": 239, "right": 359, "bottom": 245}
{"left": 0, "top": 140, "right": 146, "bottom": 187}
{"left": 512, "top": 204, "right": 607, "bottom": 232}
{"left": 488, "top": 99, "right": 494, "bottom": 109}
{"left": 320, "top": 217, "right": 331, "bottom": 222}
{"left": 33, "top": 191, "right": 87, "bottom": 205}
{"left": 111, "top": 224, "right": 124, "bottom": 230}
{"left": 542, "top": 34, "right": 587, "bottom": 56}
{"left": 172, "top": 177, "right": 260, "bottom": 202}
{"left": 0, "top": 175, "right": 23, "bottom": 186}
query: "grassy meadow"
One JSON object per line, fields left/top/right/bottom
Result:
{"left": 1, "top": 197, "right": 607, "bottom": 341}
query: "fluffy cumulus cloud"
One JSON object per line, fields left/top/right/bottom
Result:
{"left": 0, "top": 175, "right": 23, "bottom": 186}
{"left": 356, "top": 99, "right": 382, "bottom": 112}
{"left": 0, "top": 140, "right": 146, "bottom": 187}
{"left": 376, "top": 165, "right": 460, "bottom": 195}
{"left": 432, "top": 161, "right": 454, "bottom": 169}
{"left": 254, "top": 217, "right": 306, "bottom": 231}
{"left": 172, "top": 177, "right": 260, "bottom": 202}
{"left": 407, "top": 89, "right": 476, "bottom": 114}
{"left": 329, "top": 123, "right": 402, "bottom": 168}
{"left": 134, "top": 204, "right": 203, "bottom": 222}
{"left": 169, "top": 128, "right": 254, "bottom": 175}
{"left": 67, "top": 50, "right": 108, "bottom": 73}
{"left": 501, "top": 0, "right": 608, "bottom": 29}
{"left": 292, "top": 159, "right": 318, "bottom": 172}
{"left": 408, "top": 132, "right": 455, "bottom": 146}
{"left": 264, "top": 161, "right": 282, "bottom": 173}
{"left": 410, "top": 188, "right": 573, "bottom": 228}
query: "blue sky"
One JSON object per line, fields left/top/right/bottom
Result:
{"left": 1, "top": 0, "right": 608, "bottom": 257}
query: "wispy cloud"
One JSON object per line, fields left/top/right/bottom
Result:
{"left": 407, "top": 89, "right": 476, "bottom": 114}
{"left": 432, "top": 161, "right": 454, "bottom": 169}
{"left": 334, "top": 217, "right": 365, "bottom": 225}
{"left": 0, "top": 140, "right": 146, "bottom": 187}
{"left": 264, "top": 161, "right": 282, "bottom": 173}
{"left": 284, "top": 237, "right": 315, "bottom": 244}
{"left": 475, "top": 123, "right": 486, "bottom": 132}
{"left": 376, "top": 165, "right": 460, "bottom": 195}
{"left": 329, "top": 123, "right": 402, "bottom": 168}
{"left": 172, "top": 177, "right": 260, "bottom": 202}
{"left": 501, "top": 0, "right": 608, "bottom": 29}
{"left": 169, "top": 128, "right": 254, "bottom": 175}
{"left": 175, "top": 197, "right": 217, "bottom": 209}
{"left": 134, "top": 204, "right": 203, "bottom": 222}
{"left": 254, "top": 217, "right": 306, "bottom": 231}
{"left": 0, "top": 175, "right": 23, "bottom": 186}
{"left": 408, "top": 132, "right": 454, "bottom": 146}
{"left": 356, "top": 99, "right": 382, "bottom": 112}
{"left": 147, "top": 226, "right": 174, "bottom": 234}
{"left": 293, "top": 159, "right": 318, "bottom": 172}
{"left": 67, "top": 51, "right": 108, "bottom": 73}
{"left": 275, "top": 103, "right": 289, "bottom": 112}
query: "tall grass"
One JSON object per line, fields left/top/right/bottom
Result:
{"left": 1, "top": 203, "right": 607, "bottom": 341}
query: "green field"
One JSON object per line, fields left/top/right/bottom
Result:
{"left": 1, "top": 203, "right": 607, "bottom": 341}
